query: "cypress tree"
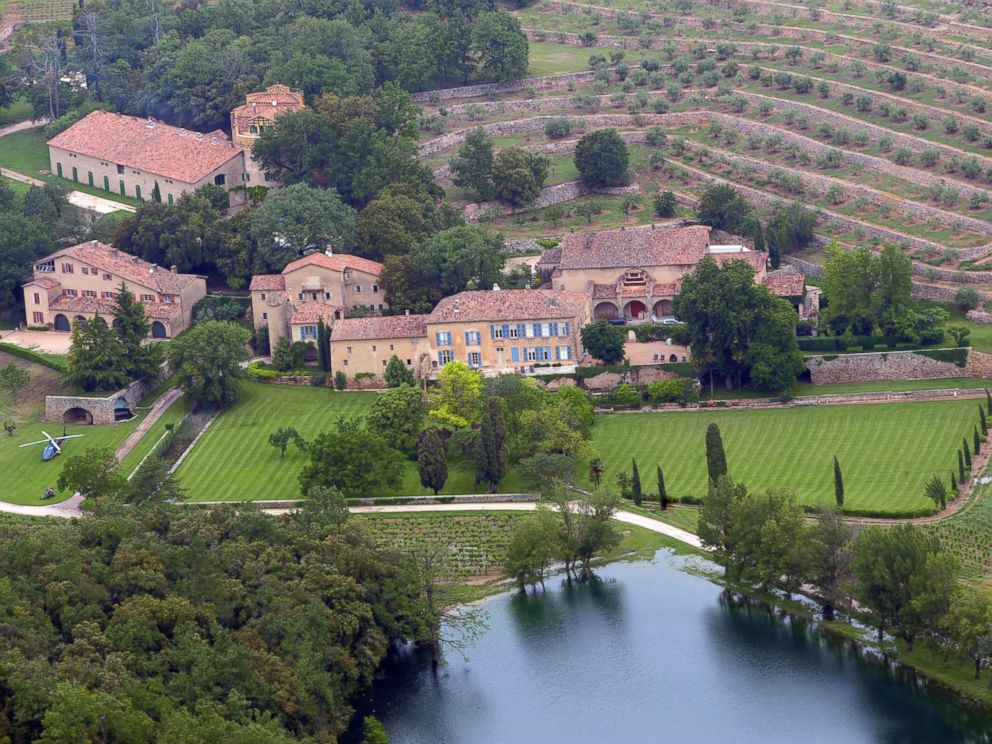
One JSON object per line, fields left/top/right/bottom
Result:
{"left": 833, "top": 455, "right": 844, "bottom": 507}
{"left": 981, "top": 405, "right": 988, "bottom": 436}
{"left": 657, "top": 465, "right": 668, "bottom": 510}
{"left": 475, "top": 397, "right": 507, "bottom": 492}
{"left": 631, "top": 459, "right": 642, "bottom": 506}
{"left": 963, "top": 437, "right": 972, "bottom": 468}
{"left": 705, "top": 422, "right": 728, "bottom": 484}
{"left": 986, "top": 388, "right": 991, "bottom": 416}
{"left": 951, "top": 470, "right": 958, "bottom": 492}
{"left": 959, "top": 449, "right": 966, "bottom": 483}
{"left": 417, "top": 428, "right": 448, "bottom": 495}
{"left": 975, "top": 426, "right": 982, "bottom": 456}
{"left": 316, "top": 319, "right": 330, "bottom": 372}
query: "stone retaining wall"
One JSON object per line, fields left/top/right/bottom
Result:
{"left": 412, "top": 70, "right": 597, "bottom": 102}
{"left": 464, "top": 180, "right": 639, "bottom": 221}
{"left": 805, "top": 349, "right": 968, "bottom": 384}
{"left": 45, "top": 376, "right": 155, "bottom": 425}
{"left": 967, "top": 310, "right": 992, "bottom": 325}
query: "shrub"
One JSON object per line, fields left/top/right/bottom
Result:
{"left": 846, "top": 345, "right": 864, "bottom": 352}
{"left": 954, "top": 286, "right": 980, "bottom": 311}
{"left": 544, "top": 117, "right": 572, "bottom": 138}
{"left": 611, "top": 383, "right": 643, "bottom": 408}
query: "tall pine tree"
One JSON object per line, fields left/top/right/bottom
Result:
{"left": 112, "top": 283, "right": 162, "bottom": 381}
{"left": 63, "top": 315, "right": 130, "bottom": 392}
{"left": 705, "top": 423, "right": 728, "bottom": 483}
{"left": 833, "top": 455, "right": 844, "bottom": 507}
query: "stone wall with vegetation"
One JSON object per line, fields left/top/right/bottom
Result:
{"left": 44, "top": 377, "right": 152, "bottom": 425}
{"left": 805, "top": 349, "right": 967, "bottom": 384}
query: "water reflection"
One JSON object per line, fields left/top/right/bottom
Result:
{"left": 351, "top": 552, "right": 992, "bottom": 744}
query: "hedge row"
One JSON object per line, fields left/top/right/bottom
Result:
{"left": 0, "top": 342, "right": 67, "bottom": 371}
{"left": 915, "top": 348, "right": 969, "bottom": 367}
{"left": 798, "top": 331, "right": 945, "bottom": 353}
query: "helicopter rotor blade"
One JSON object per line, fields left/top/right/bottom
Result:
{"left": 19, "top": 439, "right": 51, "bottom": 448}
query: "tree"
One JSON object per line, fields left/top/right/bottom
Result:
{"left": 411, "top": 225, "right": 505, "bottom": 297}
{"left": 0, "top": 215, "right": 54, "bottom": 309}
{"left": 168, "top": 321, "right": 250, "bottom": 410}
{"left": 726, "top": 487, "right": 807, "bottom": 590}
{"left": 976, "top": 426, "right": 983, "bottom": 456}
{"left": 0, "top": 363, "right": 30, "bottom": 401}
{"left": 112, "top": 283, "right": 163, "bottom": 382}
{"left": 429, "top": 361, "right": 483, "bottom": 428}
{"left": 580, "top": 320, "right": 626, "bottom": 364}
{"left": 366, "top": 384, "right": 426, "bottom": 454}
{"left": 543, "top": 205, "right": 566, "bottom": 227}
{"left": 417, "top": 428, "right": 449, "bottom": 495}
{"left": 959, "top": 449, "right": 966, "bottom": 483}
{"left": 251, "top": 184, "right": 358, "bottom": 270}
{"left": 631, "top": 459, "right": 642, "bottom": 506}
{"left": 269, "top": 427, "right": 307, "bottom": 457}
{"left": 316, "top": 319, "right": 331, "bottom": 372}
{"left": 362, "top": 716, "right": 390, "bottom": 744}
{"left": 451, "top": 128, "right": 496, "bottom": 201}
{"left": 492, "top": 147, "right": 548, "bottom": 206}
{"left": 474, "top": 397, "right": 507, "bottom": 492}
{"left": 653, "top": 190, "right": 678, "bottom": 218}
{"left": 335, "top": 370, "right": 348, "bottom": 391}
{"left": 504, "top": 507, "right": 559, "bottom": 590}
{"left": 384, "top": 354, "right": 415, "bottom": 387}
{"left": 833, "top": 456, "right": 844, "bottom": 507}
{"left": 356, "top": 186, "right": 453, "bottom": 260}
{"left": 574, "top": 129, "right": 630, "bottom": 187}
{"left": 705, "top": 422, "right": 728, "bottom": 483}
{"left": 3, "top": 420, "right": 15, "bottom": 437}
{"left": 126, "top": 456, "right": 185, "bottom": 504}
{"left": 657, "top": 465, "right": 668, "bottom": 510}
{"left": 805, "top": 508, "right": 851, "bottom": 618}
{"left": 472, "top": 11, "right": 529, "bottom": 82}
{"left": 925, "top": 473, "right": 948, "bottom": 511}
{"left": 964, "top": 437, "right": 972, "bottom": 468}
{"left": 697, "top": 475, "right": 747, "bottom": 571}
{"left": 943, "top": 588, "right": 992, "bottom": 678}
{"left": 695, "top": 184, "right": 753, "bottom": 233}
{"left": 765, "top": 202, "right": 817, "bottom": 262}
{"left": 981, "top": 405, "right": 988, "bottom": 436}
{"left": 589, "top": 457, "right": 605, "bottom": 488}
{"left": 63, "top": 315, "right": 130, "bottom": 393}
{"left": 299, "top": 418, "right": 405, "bottom": 499}
{"left": 271, "top": 336, "right": 298, "bottom": 372}
{"left": 57, "top": 447, "right": 126, "bottom": 500}
{"left": 820, "top": 243, "right": 913, "bottom": 336}
{"left": 948, "top": 326, "right": 971, "bottom": 347}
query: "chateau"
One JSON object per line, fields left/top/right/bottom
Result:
{"left": 22, "top": 241, "right": 207, "bottom": 338}
{"left": 230, "top": 84, "right": 306, "bottom": 186}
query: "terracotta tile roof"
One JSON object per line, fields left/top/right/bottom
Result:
{"left": 429, "top": 289, "right": 587, "bottom": 323}
{"left": 763, "top": 270, "right": 806, "bottom": 297}
{"left": 47, "top": 111, "right": 243, "bottom": 185}
{"left": 558, "top": 225, "right": 711, "bottom": 270}
{"left": 711, "top": 251, "right": 766, "bottom": 272}
{"left": 538, "top": 247, "right": 562, "bottom": 265}
{"left": 249, "top": 274, "right": 285, "bottom": 291}
{"left": 332, "top": 314, "right": 430, "bottom": 342}
{"left": 282, "top": 252, "right": 383, "bottom": 277}
{"left": 24, "top": 276, "right": 59, "bottom": 289}
{"left": 232, "top": 85, "right": 306, "bottom": 131}
{"left": 289, "top": 303, "right": 341, "bottom": 325}
{"left": 591, "top": 284, "right": 616, "bottom": 299}
{"left": 36, "top": 241, "right": 201, "bottom": 295}
{"left": 49, "top": 295, "right": 175, "bottom": 319}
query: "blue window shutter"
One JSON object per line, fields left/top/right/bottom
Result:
{"left": 464, "top": 331, "right": 470, "bottom": 345}
{"left": 435, "top": 332, "right": 441, "bottom": 346}
{"left": 511, "top": 347, "right": 520, "bottom": 362}
{"left": 563, "top": 322, "right": 570, "bottom": 336}
{"left": 544, "top": 345, "right": 551, "bottom": 360}
{"left": 502, "top": 324, "right": 510, "bottom": 338}
{"left": 550, "top": 322, "right": 558, "bottom": 336}
{"left": 490, "top": 324, "right": 495, "bottom": 339}
{"left": 518, "top": 323, "right": 525, "bottom": 338}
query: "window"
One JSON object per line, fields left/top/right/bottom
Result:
{"left": 524, "top": 346, "right": 537, "bottom": 362}
{"left": 324, "top": 292, "right": 331, "bottom": 300}
{"left": 103, "top": 273, "right": 111, "bottom": 281}
{"left": 298, "top": 293, "right": 304, "bottom": 301}
{"left": 262, "top": 312, "right": 267, "bottom": 320}
{"left": 389, "top": 344, "right": 394, "bottom": 351}
{"left": 63, "top": 289, "right": 77, "bottom": 297}
{"left": 116, "top": 164, "right": 124, "bottom": 174}
{"left": 468, "top": 352, "right": 482, "bottom": 368}
{"left": 71, "top": 166, "right": 78, "bottom": 182}
{"left": 465, "top": 330, "right": 481, "bottom": 346}
{"left": 61, "top": 263, "right": 73, "bottom": 274}
{"left": 249, "top": 125, "right": 259, "bottom": 134}
{"left": 167, "top": 194, "right": 173, "bottom": 205}
{"left": 557, "top": 345, "right": 572, "bottom": 361}
{"left": 311, "top": 292, "right": 317, "bottom": 300}
{"left": 141, "top": 294, "right": 154, "bottom": 301}
{"left": 260, "top": 293, "right": 266, "bottom": 300}
{"left": 372, "top": 345, "right": 377, "bottom": 352}
{"left": 525, "top": 323, "right": 535, "bottom": 338}
{"left": 162, "top": 295, "right": 173, "bottom": 304}
{"left": 347, "top": 347, "right": 352, "bottom": 354}
{"left": 508, "top": 324, "right": 519, "bottom": 338}
{"left": 560, "top": 322, "right": 571, "bottom": 337}
{"left": 438, "top": 350, "right": 453, "bottom": 365}
{"left": 80, "top": 267, "right": 87, "bottom": 276}
{"left": 406, "top": 359, "right": 412, "bottom": 365}
{"left": 435, "top": 331, "right": 452, "bottom": 346}
{"left": 32, "top": 312, "right": 44, "bottom": 324}
{"left": 214, "top": 175, "right": 226, "bottom": 186}
{"left": 82, "top": 290, "right": 96, "bottom": 298}
{"left": 101, "top": 292, "right": 115, "bottom": 299}
{"left": 355, "top": 285, "right": 362, "bottom": 293}
{"left": 343, "top": 360, "right": 349, "bottom": 367}
{"left": 382, "top": 360, "right": 388, "bottom": 367}
{"left": 132, "top": 170, "right": 140, "bottom": 175}
{"left": 372, "top": 284, "right": 379, "bottom": 293}
{"left": 33, "top": 293, "right": 39, "bottom": 305}
{"left": 492, "top": 324, "right": 504, "bottom": 339}
{"left": 300, "top": 325, "right": 317, "bottom": 341}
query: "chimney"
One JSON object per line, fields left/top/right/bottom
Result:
{"left": 170, "top": 265, "right": 177, "bottom": 274}
{"left": 492, "top": 283, "right": 501, "bottom": 292}
{"left": 405, "top": 309, "right": 409, "bottom": 316}
{"left": 325, "top": 247, "right": 333, "bottom": 257}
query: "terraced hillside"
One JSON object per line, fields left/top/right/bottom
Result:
{"left": 416, "top": 0, "right": 992, "bottom": 301}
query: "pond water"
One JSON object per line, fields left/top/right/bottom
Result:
{"left": 356, "top": 552, "right": 992, "bottom": 744}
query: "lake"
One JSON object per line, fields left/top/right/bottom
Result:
{"left": 354, "top": 550, "right": 992, "bottom": 743}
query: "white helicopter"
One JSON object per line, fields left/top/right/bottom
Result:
{"left": 19, "top": 427, "right": 85, "bottom": 461}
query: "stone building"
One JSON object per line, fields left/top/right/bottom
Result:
{"left": 328, "top": 288, "right": 591, "bottom": 379}
{"left": 47, "top": 111, "right": 247, "bottom": 206}
{"left": 538, "top": 224, "right": 803, "bottom": 321}
{"left": 22, "top": 241, "right": 207, "bottom": 338}
{"left": 249, "top": 251, "right": 387, "bottom": 349}
{"left": 230, "top": 84, "right": 306, "bottom": 187}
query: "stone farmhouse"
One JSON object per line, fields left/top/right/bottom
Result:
{"left": 47, "top": 111, "right": 248, "bottom": 206}
{"left": 230, "top": 84, "right": 305, "bottom": 186}
{"left": 537, "top": 224, "right": 807, "bottom": 321}
{"left": 23, "top": 241, "right": 207, "bottom": 338}
{"left": 250, "top": 251, "right": 387, "bottom": 350}
{"left": 329, "top": 288, "right": 591, "bottom": 379}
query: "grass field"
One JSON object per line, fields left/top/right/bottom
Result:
{"left": 588, "top": 400, "right": 983, "bottom": 514}
{"left": 176, "top": 381, "right": 525, "bottom": 502}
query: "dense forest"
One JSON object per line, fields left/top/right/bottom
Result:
{"left": 0, "top": 503, "right": 437, "bottom": 743}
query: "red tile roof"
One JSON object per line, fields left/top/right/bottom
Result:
{"left": 35, "top": 241, "right": 202, "bottom": 295}
{"left": 47, "top": 111, "right": 243, "bottom": 185}
{"left": 24, "top": 276, "right": 59, "bottom": 289}
{"left": 289, "top": 303, "right": 341, "bottom": 325}
{"left": 49, "top": 295, "right": 176, "bottom": 319}
{"left": 332, "top": 314, "right": 430, "bottom": 342}
{"left": 763, "top": 270, "right": 806, "bottom": 297}
{"left": 282, "top": 252, "right": 384, "bottom": 277}
{"left": 711, "top": 251, "right": 766, "bottom": 272}
{"left": 249, "top": 274, "right": 285, "bottom": 291}
{"left": 231, "top": 84, "right": 306, "bottom": 131}
{"left": 557, "top": 225, "right": 711, "bottom": 270}
{"left": 429, "top": 289, "right": 587, "bottom": 323}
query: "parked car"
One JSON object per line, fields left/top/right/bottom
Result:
{"left": 660, "top": 317, "right": 682, "bottom": 325}
{"left": 607, "top": 318, "right": 627, "bottom": 326}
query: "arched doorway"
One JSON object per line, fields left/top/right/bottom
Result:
{"left": 112, "top": 317, "right": 124, "bottom": 330}
{"left": 669, "top": 354, "right": 679, "bottom": 363}
{"left": 63, "top": 407, "right": 93, "bottom": 424}
{"left": 74, "top": 315, "right": 88, "bottom": 328}
{"left": 54, "top": 314, "right": 70, "bottom": 331}
{"left": 114, "top": 397, "right": 134, "bottom": 421}
{"left": 624, "top": 300, "right": 647, "bottom": 320}
{"left": 151, "top": 321, "right": 167, "bottom": 338}
{"left": 652, "top": 299, "right": 674, "bottom": 318}
{"left": 594, "top": 301, "right": 619, "bottom": 320}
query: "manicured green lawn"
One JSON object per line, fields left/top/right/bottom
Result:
{"left": 0, "top": 128, "right": 50, "bottom": 177}
{"left": 588, "top": 400, "right": 982, "bottom": 514}
{"left": 119, "top": 395, "right": 191, "bottom": 476}
{"left": 176, "top": 381, "right": 524, "bottom": 502}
